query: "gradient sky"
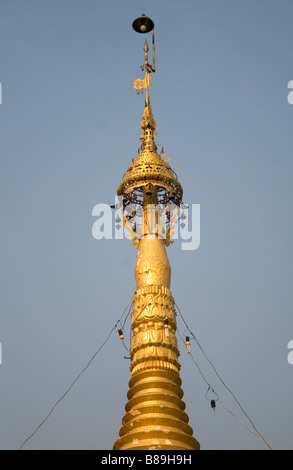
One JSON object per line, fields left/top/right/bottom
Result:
{"left": 1, "top": 0, "right": 293, "bottom": 450}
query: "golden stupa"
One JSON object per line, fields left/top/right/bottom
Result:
{"left": 113, "top": 15, "right": 200, "bottom": 451}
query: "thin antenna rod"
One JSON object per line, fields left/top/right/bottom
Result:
{"left": 152, "top": 28, "right": 156, "bottom": 72}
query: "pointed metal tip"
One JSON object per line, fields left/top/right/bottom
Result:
{"left": 144, "top": 39, "right": 149, "bottom": 52}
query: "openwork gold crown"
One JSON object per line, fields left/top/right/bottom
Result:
{"left": 117, "top": 97, "right": 183, "bottom": 209}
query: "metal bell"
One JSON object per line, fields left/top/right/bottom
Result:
{"left": 132, "top": 14, "right": 154, "bottom": 33}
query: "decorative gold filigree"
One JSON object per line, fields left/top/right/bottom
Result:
{"left": 116, "top": 95, "right": 183, "bottom": 214}
{"left": 133, "top": 73, "right": 152, "bottom": 90}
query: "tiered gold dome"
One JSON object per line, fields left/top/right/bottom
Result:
{"left": 117, "top": 97, "right": 183, "bottom": 209}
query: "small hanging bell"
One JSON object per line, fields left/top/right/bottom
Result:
{"left": 185, "top": 336, "right": 191, "bottom": 354}
{"left": 211, "top": 400, "right": 216, "bottom": 411}
{"left": 118, "top": 329, "right": 124, "bottom": 340}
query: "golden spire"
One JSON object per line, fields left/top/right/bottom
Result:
{"left": 113, "top": 15, "right": 200, "bottom": 451}
{"left": 140, "top": 95, "right": 156, "bottom": 151}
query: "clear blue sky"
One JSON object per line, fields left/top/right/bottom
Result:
{"left": 1, "top": 0, "right": 293, "bottom": 450}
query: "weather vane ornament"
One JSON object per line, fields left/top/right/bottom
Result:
{"left": 132, "top": 14, "right": 156, "bottom": 97}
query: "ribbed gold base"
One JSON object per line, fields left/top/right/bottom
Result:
{"left": 113, "top": 370, "right": 200, "bottom": 450}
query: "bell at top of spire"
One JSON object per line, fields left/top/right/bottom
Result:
{"left": 132, "top": 14, "right": 154, "bottom": 34}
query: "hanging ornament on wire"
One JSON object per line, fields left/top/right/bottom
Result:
{"left": 205, "top": 386, "right": 219, "bottom": 412}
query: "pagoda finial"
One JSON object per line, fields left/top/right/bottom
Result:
{"left": 113, "top": 16, "right": 200, "bottom": 451}
{"left": 140, "top": 95, "right": 157, "bottom": 151}
{"left": 132, "top": 13, "right": 155, "bottom": 98}
{"left": 131, "top": 14, "right": 157, "bottom": 151}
